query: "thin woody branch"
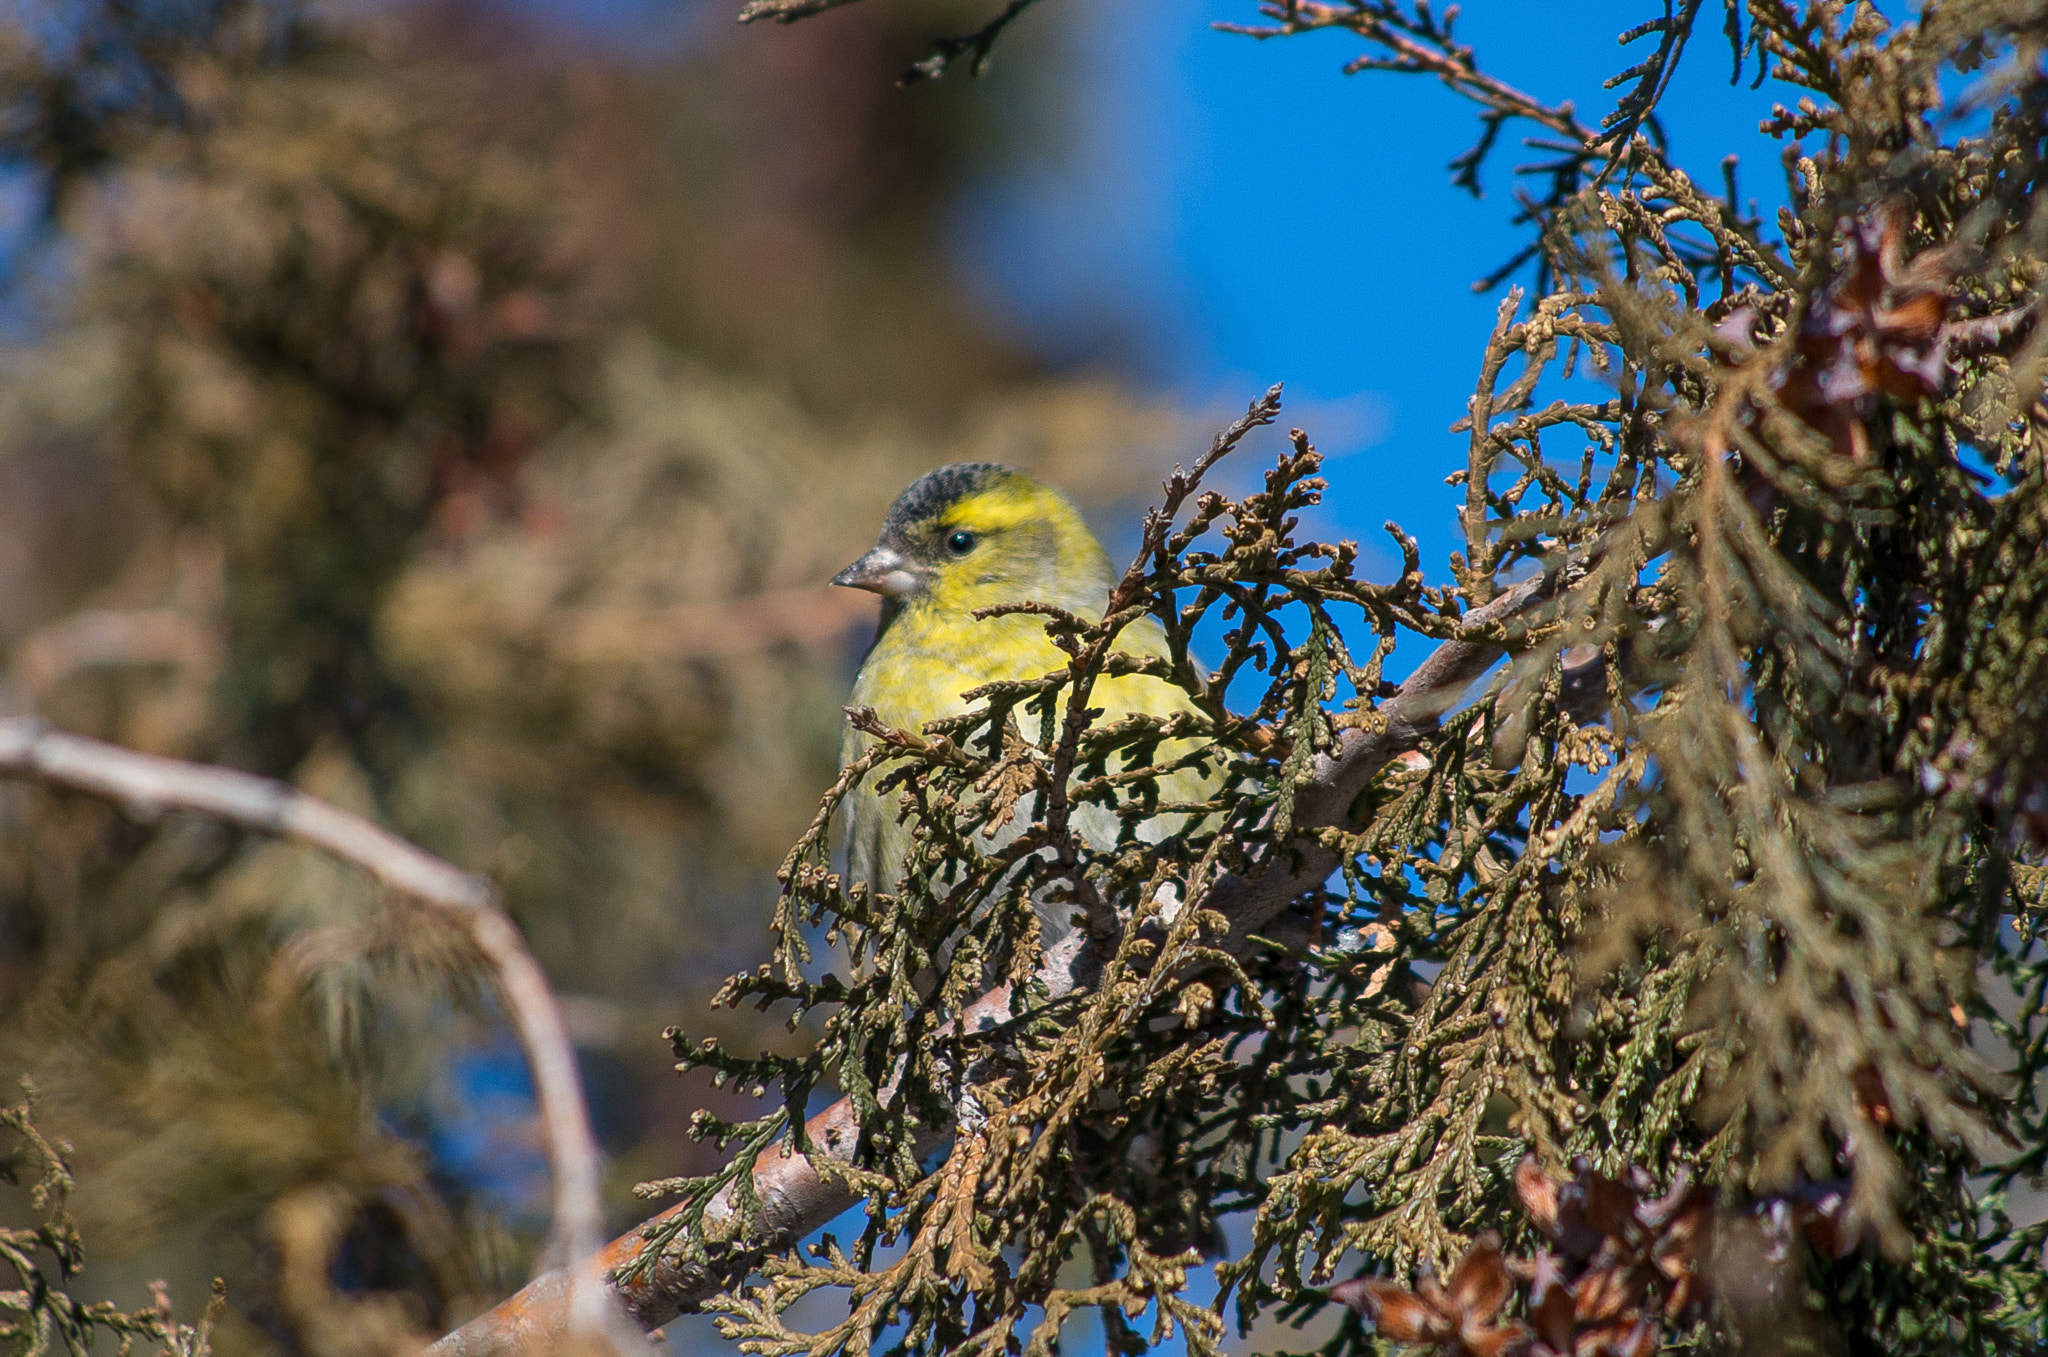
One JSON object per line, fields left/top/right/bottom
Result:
{"left": 0, "top": 717, "right": 613, "bottom": 1341}
{"left": 734, "top": 0, "right": 1047, "bottom": 87}
{"left": 735, "top": 0, "right": 859, "bottom": 22}
{"left": 1215, "top": 2, "right": 1597, "bottom": 153}
{"left": 426, "top": 566, "right": 1558, "bottom": 1355}
{"left": 5, "top": 608, "right": 220, "bottom": 699}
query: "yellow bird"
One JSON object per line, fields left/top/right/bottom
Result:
{"left": 832, "top": 463, "right": 1212, "bottom": 938}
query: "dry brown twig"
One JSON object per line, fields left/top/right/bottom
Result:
{"left": 0, "top": 716, "right": 620, "bottom": 1348}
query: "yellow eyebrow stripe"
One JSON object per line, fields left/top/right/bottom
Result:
{"left": 940, "top": 484, "right": 1082, "bottom": 536}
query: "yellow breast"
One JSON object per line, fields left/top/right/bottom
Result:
{"left": 840, "top": 602, "right": 1210, "bottom": 892}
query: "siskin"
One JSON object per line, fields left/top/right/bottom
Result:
{"left": 832, "top": 462, "right": 1214, "bottom": 939}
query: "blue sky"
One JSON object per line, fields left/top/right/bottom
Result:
{"left": 951, "top": 0, "right": 1801, "bottom": 583}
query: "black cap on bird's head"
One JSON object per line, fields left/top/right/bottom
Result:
{"left": 832, "top": 462, "right": 1023, "bottom": 599}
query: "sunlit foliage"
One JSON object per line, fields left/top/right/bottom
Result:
{"left": 640, "top": 3, "right": 2048, "bottom": 1354}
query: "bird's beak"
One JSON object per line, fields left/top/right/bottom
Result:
{"left": 831, "top": 546, "right": 920, "bottom": 598}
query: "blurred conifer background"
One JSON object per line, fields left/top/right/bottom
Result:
{"left": 0, "top": 0, "right": 1176, "bottom": 1346}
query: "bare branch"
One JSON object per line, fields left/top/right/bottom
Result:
{"left": 1216, "top": 2, "right": 1597, "bottom": 159}
{"left": 735, "top": 0, "right": 861, "bottom": 24}
{"left": 899, "top": 0, "right": 1043, "bottom": 84}
{"left": 0, "top": 717, "right": 615, "bottom": 1343}
{"left": 734, "top": 0, "right": 1047, "bottom": 89}
{"left": 6, "top": 608, "right": 221, "bottom": 698}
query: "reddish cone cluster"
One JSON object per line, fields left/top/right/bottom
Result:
{"left": 1511, "top": 1157, "right": 1711, "bottom": 1356}
{"left": 1772, "top": 203, "right": 1964, "bottom": 461}
{"left": 1330, "top": 1158, "right": 1855, "bottom": 1356}
{"left": 1332, "top": 1232, "right": 1525, "bottom": 1357}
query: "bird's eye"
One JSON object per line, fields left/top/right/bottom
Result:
{"left": 945, "top": 529, "right": 978, "bottom": 557}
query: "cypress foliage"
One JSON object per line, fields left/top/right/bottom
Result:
{"left": 645, "top": 3, "right": 2048, "bottom": 1353}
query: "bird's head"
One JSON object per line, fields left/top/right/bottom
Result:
{"left": 832, "top": 463, "right": 1114, "bottom": 619}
